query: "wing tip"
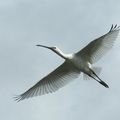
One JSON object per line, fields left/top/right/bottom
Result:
{"left": 109, "top": 24, "right": 120, "bottom": 32}
{"left": 13, "top": 95, "right": 23, "bottom": 102}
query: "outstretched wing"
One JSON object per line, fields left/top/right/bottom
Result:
{"left": 15, "top": 62, "right": 80, "bottom": 101}
{"left": 76, "top": 25, "right": 120, "bottom": 64}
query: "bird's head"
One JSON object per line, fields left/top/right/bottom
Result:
{"left": 36, "top": 44, "right": 67, "bottom": 59}
{"left": 36, "top": 44, "right": 61, "bottom": 54}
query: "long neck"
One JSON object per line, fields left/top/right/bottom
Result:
{"left": 52, "top": 49, "right": 69, "bottom": 60}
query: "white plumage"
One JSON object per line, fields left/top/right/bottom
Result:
{"left": 15, "top": 24, "right": 120, "bottom": 101}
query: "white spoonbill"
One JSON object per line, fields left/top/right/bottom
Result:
{"left": 15, "top": 25, "right": 120, "bottom": 101}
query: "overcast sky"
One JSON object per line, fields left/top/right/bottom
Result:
{"left": 0, "top": 0, "right": 120, "bottom": 120}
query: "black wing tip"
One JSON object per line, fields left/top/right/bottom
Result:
{"left": 109, "top": 24, "right": 120, "bottom": 32}
{"left": 13, "top": 95, "right": 23, "bottom": 102}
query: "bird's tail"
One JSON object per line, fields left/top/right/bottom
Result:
{"left": 89, "top": 69, "right": 109, "bottom": 88}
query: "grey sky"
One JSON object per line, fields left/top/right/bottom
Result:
{"left": 0, "top": 0, "right": 120, "bottom": 120}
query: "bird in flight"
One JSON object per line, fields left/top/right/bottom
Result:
{"left": 15, "top": 24, "right": 120, "bottom": 101}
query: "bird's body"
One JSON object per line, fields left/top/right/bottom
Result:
{"left": 15, "top": 24, "right": 120, "bottom": 101}
{"left": 65, "top": 54, "right": 90, "bottom": 73}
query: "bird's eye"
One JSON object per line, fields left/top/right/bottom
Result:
{"left": 52, "top": 47, "right": 57, "bottom": 49}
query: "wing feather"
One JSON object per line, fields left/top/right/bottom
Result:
{"left": 76, "top": 25, "right": 120, "bottom": 64}
{"left": 15, "top": 62, "right": 80, "bottom": 101}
